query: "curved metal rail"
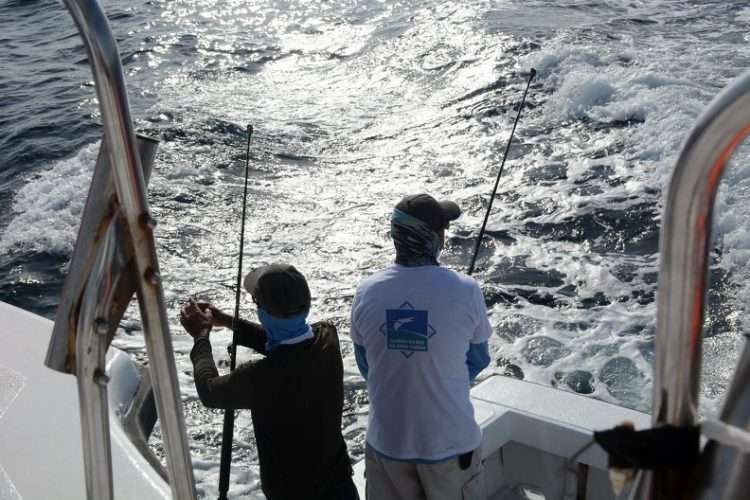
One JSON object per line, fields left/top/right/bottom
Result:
{"left": 47, "top": 1, "right": 197, "bottom": 498}
{"left": 75, "top": 221, "right": 121, "bottom": 500}
{"left": 631, "top": 70, "right": 750, "bottom": 500}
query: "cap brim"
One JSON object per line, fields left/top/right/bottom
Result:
{"left": 439, "top": 200, "right": 461, "bottom": 224}
{"left": 243, "top": 267, "right": 266, "bottom": 295}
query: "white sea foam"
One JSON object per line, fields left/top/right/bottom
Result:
{"left": 0, "top": 142, "right": 98, "bottom": 256}
{"left": 553, "top": 76, "right": 616, "bottom": 119}
{"left": 518, "top": 31, "right": 750, "bottom": 416}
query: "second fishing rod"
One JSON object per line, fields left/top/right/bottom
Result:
{"left": 217, "top": 123, "right": 253, "bottom": 500}
{"left": 467, "top": 68, "right": 536, "bottom": 276}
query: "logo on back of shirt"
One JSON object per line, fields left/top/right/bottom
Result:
{"left": 380, "top": 301, "right": 436, "bottom": 358}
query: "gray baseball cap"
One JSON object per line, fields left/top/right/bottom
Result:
{"left": 395, "top": 193, "right": 461, "bottom": 232}
{"left": 243, "top": 263, "right": 311, "bottom": 318}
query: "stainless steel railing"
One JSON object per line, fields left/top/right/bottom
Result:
{"left": 630, "top": 70, "right": 750, "bottom": 500}
{"left": 45, "top": 0, "right": 196, "bottom": 498}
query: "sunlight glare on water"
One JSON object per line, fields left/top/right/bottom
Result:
{"left": 3, "top": 0, "right": 750, "bottom": 497}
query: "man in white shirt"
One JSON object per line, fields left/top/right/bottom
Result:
{"left": 350, "top": 193, "right": 492, "bottom": 500}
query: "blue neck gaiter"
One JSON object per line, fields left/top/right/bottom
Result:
{"left": 257, "top": 308, "right": 311, "bottom": 352}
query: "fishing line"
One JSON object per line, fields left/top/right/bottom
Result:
{"left": 468, "top": 68, "right": 536, "bottom": 276}
{"left": 218, "top": 124, "right": 253, "bottom": 500}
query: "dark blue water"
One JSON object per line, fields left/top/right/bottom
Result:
{"left": 4, "top": 0, "right": 750, "bottom": 496}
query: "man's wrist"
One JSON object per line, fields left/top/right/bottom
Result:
{"left": 194, "top": 327, "right": 211, "bottom": 340}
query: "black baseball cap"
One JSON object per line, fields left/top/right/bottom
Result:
{"left": 243, "top": 263, "right": 311, "bottom": 318}
{"left": 395, "top": 193, "right": 461, "bottom": 232}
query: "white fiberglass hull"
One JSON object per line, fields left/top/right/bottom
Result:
{"left": 0, "top": 301, "right": 169, "bottom": 500}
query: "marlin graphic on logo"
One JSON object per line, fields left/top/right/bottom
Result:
{"left": 393, "top": 317, "right": 415, "bottom": 331}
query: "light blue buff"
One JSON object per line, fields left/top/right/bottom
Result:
{"left": 467, "top": 341, "right": 490, "bottom": 381}
{"left": 257, "top": 308, "right": 311, "bottom": 352}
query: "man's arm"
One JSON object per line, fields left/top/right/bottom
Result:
{"left": 467, "top": 282, "right": 493, "bottom": 381}
{"left": 466, "top": 342, "right": 490, "bottom": 381}
{"left": 350, "top": 291, "right": 369, "bottom": 381}
{"left": 231, "top": 318, "right": 268, "bottom": 354}
{"left": 197, "top": 303, "right": 268, "bottom": 355}
{"left": 181, "top": 299, "right": 270, "bottom": 408}
{"left": 191, "top": 337, "right": 268, "bottom": 409}
{"left": 354, "top": 344, "right": 369, "bottom": 381}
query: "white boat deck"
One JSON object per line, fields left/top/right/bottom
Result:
{"left": 473, "top": 375, "right": 650, "bottom": 465}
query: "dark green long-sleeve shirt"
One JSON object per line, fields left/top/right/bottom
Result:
{"left": 190, "top": 319, "right": 353, "bottom": 500}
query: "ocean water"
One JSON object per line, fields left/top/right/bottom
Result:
{"left": 2, "top": 0, "right": 750, "bottom": 497}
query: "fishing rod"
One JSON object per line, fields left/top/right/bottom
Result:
{"left": 467, "top": 68, "right": 536, "bottom": 276}
{"left": 217, "top": 124, "right": 254, "bottom": 500}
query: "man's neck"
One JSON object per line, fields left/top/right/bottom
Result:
{"left": 395, "top": 254, "right": 439, "bottom": 267}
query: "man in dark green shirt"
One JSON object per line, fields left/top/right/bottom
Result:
{"left": 180, "top": 263, "right": 358, "bottom": 500}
